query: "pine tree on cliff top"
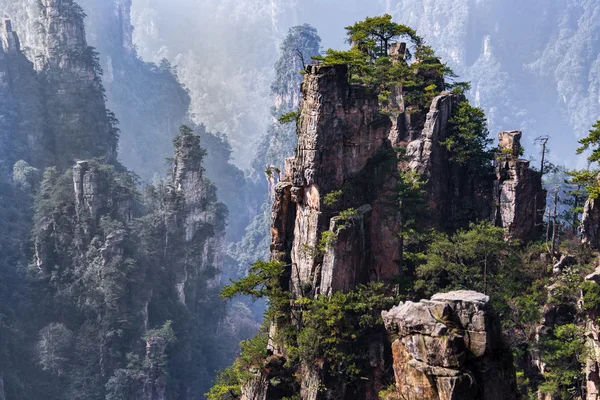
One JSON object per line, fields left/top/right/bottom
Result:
{"left": 314, "top": 14, "right": 457, "bottom": 111}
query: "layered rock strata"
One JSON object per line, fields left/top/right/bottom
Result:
{"left": 382, "top": 290, "right": 518, "bottom": 400}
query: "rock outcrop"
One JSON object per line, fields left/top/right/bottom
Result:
{"left": 237, "top": 61, "right": 543, "bottom": 400}
{"left": 583, "top": 270, "right": 600, "bottom": 400}
{"left": 39, "top": 0, "right": 118, "bottom": 168}
{"left": 141, "top": 335, "right": 168, "bottom": 400}
{"left": 0, "top": 0, "right": 119, "bottom": 171}
{"left": 283, "top": 63, "right": 398, "bottom": 298}
{"left": 582, "top": 197, "right": 600, "bottom": 249}
{"left": 382, "top": 291, "right": 518, "bottom": 400}
{"left": 493, "top": 130, "right": 546, "bottom": 240}
{"left": 0, "top": 18, "right": 48, "bottom": 170}
{"left": 165, "top": 128, "right": 226, "bottom": 306}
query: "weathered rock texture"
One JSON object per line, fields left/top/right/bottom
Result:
{"left": 0, "top": 18, "right": 48, "bottom": 170}
{"left": 583, "top": 270, "right": 600, "bottom": 400}
{"left": 240, "top": 62, "right": 539, "bottom": 399}
{"left": 382, "top": 291, "right": 518, "bottom": 400}
{"left": 0, "top": 1, "right": 235, "bottom": 399}
{"left": 404, "top": 92, "right": 493, "bottom": 230}
{"left": 582, "top": 197, "right": 600, "bottom": 250}
{"left": 165, "top": 129, "right": 226, "bottom": 306}
{"left": 39, "top": 0, "right": 118, "bottom": 168}
{"left": 0, "top": 1, "right": 118, "bottom": 171}
{"left": 493, "top": 130, "right": 546, "bottom": 240}
{"left": 282, "top": 64, "right": 398, "bottom": 299}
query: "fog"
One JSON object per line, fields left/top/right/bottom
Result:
{"left": 131, "top": 0, "right": 600, "bottom": 168}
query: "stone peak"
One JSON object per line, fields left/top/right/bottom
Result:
{"left": 498, "top": 130, "right": 522, "bottom": 159}
{"left": 1, "top": 18, "right": 20, "bottom": 54}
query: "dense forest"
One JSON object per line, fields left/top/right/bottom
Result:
{"left": 1, "top": 1, "right": 600, "bottom": 400}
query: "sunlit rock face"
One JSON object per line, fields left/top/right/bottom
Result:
{"left": 583, "top": 195, "right": 600, "bottom": 250}
{"left": 383, "top": 291, "right": 518, "bottom": 400}
{"left": 493, "top": 130, "right": 546, "bottom": 241}
{"left": 240, "top": 58, "right": 541, "bottom": 399}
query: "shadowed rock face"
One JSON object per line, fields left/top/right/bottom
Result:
{"left": 493, "top": 130, "right": 546, "bottom": 241}
{"left": 582, "top": 196, "right": 600, "bottom": 250}
{"left": 1, "top": 19, "right": 48, "bottom": 169}
{"left": 39, "top": 0, "right": 118, "bottom": 168}
{"left": 0, "top": 1, "right": 118, "bottom": 171}
{"left": 383, "top": 290, "right": 518, "bottom": 400}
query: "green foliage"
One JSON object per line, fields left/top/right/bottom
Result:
{"left": 318, "top": 230, "right": 337, "bottom": 252}
{"left": 36, "top": 323, "right": 75, "bottom": 376}
{"left": 442, "top": 96, "right": 494, "bottom": 174}
{"left": 213, "top": 276, "right": 397, "bottom": 395}
{"left": 206, "top": 365, "right": 244, "bottom": 400}
{"left": 144, "top": 320, "right": 176, "bottom": 344}
{"left": 344, "top": 14, "right": 420, "bottom": 58}
{"left": 278, "top": 111, "right": 299, "bottom": 124}
{"left": 391, "top": 153, "right": 428, "bottom": 274}
{"left": 206, "top": 332, "right": 270, "bottom": 400}
{"left": 560, "top": 168, "right": 598, "bottom": 232}
{"left": 323, "top": 190, "right": 343, "bottom": 207}
{"left": 338, "top": 208, "right": 359, "bottom": 220}
{"left": 539, "top": 324, "right": 585, "bottom": 398}
{"left": 577, "top": 120, "right": 600, "bottom": 164}
{"left": 314, "top": 15, "right": 454, "bottom": 111}
{"left": 415, "top": 221, "right": 519, "bottom": 298}
{"left": 581, "top": 280, "right": 600, "bottom": 314}
{"left": 289, "top": 283, "right": 396, "bottom": 380}
{"left": 222, "top": 260, "right": 286, "bottom": 300}
{"left": 173, "top": 125, "right": 207, "bottom": 166}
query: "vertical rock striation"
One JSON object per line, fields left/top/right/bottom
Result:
{"left": 0, "top": 18, "right": 48, "bottom": 170}
{"left": 39, "top": 0, "right": 118, "bottom": 168}
{"left": 582, "top": 195, "right": 600, "bottom": 250}
{"left": 239, "top": 59, "right": 543, "bottom": 399}
{"left": 493, "top": 130, "right": 546, "bottom": 240}
{"left": 166, "top": 128, "right": 226, "bottom": 307}
{"left": 285, "top": 63, "right": 397, "bottom": 297}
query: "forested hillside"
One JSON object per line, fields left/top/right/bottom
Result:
{"left": 0, "top": 1, "right": 250, "bottom": 398}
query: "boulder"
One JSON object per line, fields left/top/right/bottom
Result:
{"left": 383, "top": 290, "right": 517, "bottom": 400}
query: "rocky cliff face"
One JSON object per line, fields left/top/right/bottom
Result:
{"left": 39, "top": 0, "right": 118, "bottom": 168}
{"left": 0, "top": 19, "right": 48, "bottom": 170}
{"left": 239, "top": 58, "right": 543, "bottom": 399}
{"left": 166, "top": 128, "right": 226, "bottom": 307}
{"left": 0, "top": 1, "right": 234, "bottom": 398}
{"left": 582, "top": 196, "right": 600, "bottom": 249}
{"left": 0, "top": 0, "right": 118, "bottom": 170}
{"left": 382, "top": 291, "right": 517, "bottom": 400}
{"left": 280, "top": 63, "right": 399, "bottom": 298}
{"left": 493, "top": 130, "right": 546, "bottom": 241}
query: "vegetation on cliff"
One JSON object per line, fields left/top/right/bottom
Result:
{"left": 208, "top": 11, "right": 600, "bottom": 398}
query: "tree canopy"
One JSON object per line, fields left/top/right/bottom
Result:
{"left": 576, "top": 120, "right": 600, "bottom": 164}
{"left": 344, "top": 14, "right": 420, "bottom": 58}
{"left": 314, "top": 15, "right": 457, "bottom": 111}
